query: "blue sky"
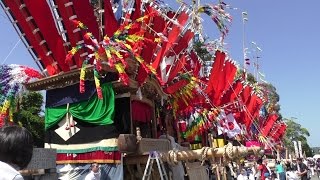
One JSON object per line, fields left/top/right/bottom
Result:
{"left": 1, "top": 1, "right": 319, "bottom": 147}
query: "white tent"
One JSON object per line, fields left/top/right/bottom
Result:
{"left": 313, "top": 154, "right": 320, "bottom": 159}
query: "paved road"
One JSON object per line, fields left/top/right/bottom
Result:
{"left": 311, "top": 175, "right": 319, "bottom": 180}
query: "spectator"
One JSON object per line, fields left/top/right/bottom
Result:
{"left": 257, "top": 159, "right": 269, "bottom": 180}
{"left": 308, "top": 159, "right": 315, "bottom": 176}
{"left": 296, "top": 158, "right": 308, "bottom": 180}
{"left": 286, "top": 167, "right": 299, "bottom": 180}
{"left": 275, "top": 161, "right": 286, "bottom": 180}
{"left": 316, "top": 158, "right": 320, "bottom": 178}
{"left": 237, "top": 169, "right": 248, "bottom": 180}
{"left": 85, "top": 163, "right": 101, "bottom": 180}
{"left": 0, "top": 125, "right": 34, "bottom": 180}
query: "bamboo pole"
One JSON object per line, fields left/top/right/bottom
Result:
{"left": 277, "top": 150, "right": 280, "bottom": 161}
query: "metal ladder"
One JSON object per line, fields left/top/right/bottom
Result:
{"left": 142, "top": 151, "right": 169, "bottom": 180}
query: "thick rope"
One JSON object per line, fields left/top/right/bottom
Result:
{"left": 200, "top": 147, "right": 210, "bottom": 166}
{"left": 167, "top": 150, "right": 179, "bottom": 165}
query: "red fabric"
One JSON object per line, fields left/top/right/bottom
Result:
{"left": 134, "top": 0, "right": 142, "bottom": 19}
{"left": 151, "top": 10, "right": 167, "bottom": 32}
{"left": 130, "top": 0, "right": 141, "bottom": 22}
{"left": 272, "top": 123, "right": 286, "bottom": 140}
{"left": 242, "top": 94, "right": 263, "bottom": 129}
{"left": 226, "top": 84, "right": 252, "bottom": 126}
{"left": 269, "top": 123, "right": 281, "bottom": 137}
{"left": 72, "top": 0, "right": 100, "bottom": 65}
{"left": 277, "top": 125, "right": 287, "bottom": 140}
{"left": 167, "top": 10, "right": 175, "bottom": 19}
{"left": 104, "top": 0, "right": 120, "bottom": 37}
{"left": 24, "top": 0, "right": 70, "bottom": 72}
{"left": 205, "top": 51, "right": 225, "bottom": 95}
{"left": 220, "top": 61, "right": 237, "bottom": 96}
{"left": 171, "top": 29, "right": 194, "bottom": 56}
{"left": 240, "top": 85, "right": 252, "bottom": 104}
{"left": 261, "top": 114, "right": 278, "bottom": 137}
{"left": 56, "top": 151, "right": 121, "bottom": 164}
{"left": 164, "top": 79, "right": 189, "bottom": 94}
{"left": 167, "top": 54, "right": 186, "bottom": 82}
{"left": 127, "top": 0, "right": 142, "bottom": 34}
{"left": 189, "top": 51, "right": 201, "bottom": 76}
{"left": 220, "top": 80, "right": 244, "bottom": 105}
{"left": 257, "top": 115, "right": 266, "bottom": 129}
{"left": 175, "top": 89, "right": 205, "bottom": 114}
{"left": 3, "top": 0, "right": 58, "bottom": 75}
{"left": 131, "top": 100, "right": 152, "bottom": 123}
{"left": 72, "top": 0, "right": 99, "bottom": 38}
{"left": 214, "top": 60, "right": 237, "bottom": 105}
{"left": 136, "top": 32, "right": 157, "bottom": 84}
{"left": 151, "top": 11, "right": 189, "bottom": 70}
{"left": 250, "top": 95, "right": 263, "bottom": 122}
{"left": 178, "top": 121, "right": 187, "bottom": 132}
{"left": 54, "top": 0, "right": 83, "bottom": 68}
{"left": 136, "top": 8, "right": 166, "bottom": 84}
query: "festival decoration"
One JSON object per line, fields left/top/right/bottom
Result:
{"left": 197, "top": 3, "right": 232, "bottom": 37}
{"left": 1, "top": 0, "right": 288, "bottom": 157}
{"left": 65, "top": 12, "right": 172, "bottom": 99}
{"left": 0, "top": 64, "right": 43, "bottom": 127}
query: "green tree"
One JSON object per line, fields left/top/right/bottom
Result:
{"left": 13, "top": 92, "right": 45, "bottom": 147}
{"left": 283, "top": 118, "right": 313, "bottom": 157}
{"left": 193, "top": 39, "right": 212, "bottom": 61}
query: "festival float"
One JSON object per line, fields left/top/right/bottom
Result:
{"left": 0, "top": 0, "right": 287, "bottom": 179}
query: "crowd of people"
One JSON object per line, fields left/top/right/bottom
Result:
{"left": 234, "top": 157, "right": 320, "bottom": 180}
{"left": 1, "top": 125, "right": 320, "bottom": 180}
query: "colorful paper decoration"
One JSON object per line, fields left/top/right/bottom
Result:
{"left": 0, "top": 64, "right": 43, "bottom": 127}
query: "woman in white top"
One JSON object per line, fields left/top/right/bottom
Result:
{"left": 0, "top": 126, "right": 34, "bottom": 180}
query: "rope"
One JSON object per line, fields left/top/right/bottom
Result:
{"left": 1, "top": 39, "right": 21, "bottom": 65}
{"left": 225, "top": 143, "right": 234, "bottom": 161}
{"left": 167, "top": 150, "right": 179, "bottom": 165}
{"left": 200, "top": 147, "right": 210, "bottom": 166}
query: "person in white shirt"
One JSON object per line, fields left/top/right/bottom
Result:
{"left": 286, "top": 167, "right": 299, "bottom": 180}
{"left": 237, "top": 169, "right": 248, "bottom": 180}
{"left": 0, "top": 125, "right": 34, "bottom": 180}
{"left": 85, "top": 163, "right": 101, "bottom": 180}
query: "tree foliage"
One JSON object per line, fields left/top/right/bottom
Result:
{"left": 283, "top": 118, "right": 313, "bottom": 157}
{"left": 13, "top": 92, "right": 45, "bottom": 147}
{"left": 258, "top": 82, "right": 281, "bottom": 114}
{"left": 193, "top": 39, "right": 212, "bottom": 61}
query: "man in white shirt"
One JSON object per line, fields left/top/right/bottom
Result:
{"left": 85, "top": 163, "right": 101, "bottom": 180}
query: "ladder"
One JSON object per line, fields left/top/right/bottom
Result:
{"left": 142, "top": 151, "right": 169, "bottom": 180}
